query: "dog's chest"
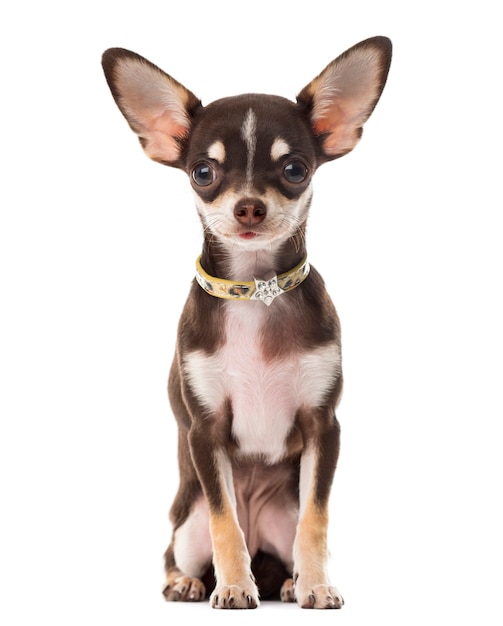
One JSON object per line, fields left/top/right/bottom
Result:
{"left": 184, "top": 301, "right": 340, "bottom": 463}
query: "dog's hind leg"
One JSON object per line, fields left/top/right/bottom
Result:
{"left": 162, "top": 551, "right": 207, "bottom": 601}
{"left": 163, "top": 496, "right": 213, "bottom": 602}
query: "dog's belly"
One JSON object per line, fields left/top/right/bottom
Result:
{"left": 184, "top": 302, "right": 341, "bottom": 464}
{"left": 233, "top": 462, "right": 298, "bottom": 563}
{"left": 174, "top": 463, "right": 298, "bottom": 574}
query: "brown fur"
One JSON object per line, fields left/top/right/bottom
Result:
{"left": 102, "top": 36, "right": 392, "bottom": 609}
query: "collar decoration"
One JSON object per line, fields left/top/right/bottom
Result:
{"left": 195, "top": 255, "right": 310, "bottom": 306}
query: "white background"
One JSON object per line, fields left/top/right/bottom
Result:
{"left": 1, "top": 1, "right": 502, "bottom": 624}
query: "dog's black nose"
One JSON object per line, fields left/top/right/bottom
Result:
{"left": 233, "top": 199, "right": 267, "bottom": 226}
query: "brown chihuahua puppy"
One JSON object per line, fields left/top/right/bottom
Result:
{"left": 102, "top": 36, "right": 391, "bottom": 609}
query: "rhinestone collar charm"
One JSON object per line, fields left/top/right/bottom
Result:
{"left": 250, "top": 276, "right": 285, "bottom": 306}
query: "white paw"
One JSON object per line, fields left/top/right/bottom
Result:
{"left": 210, "top": 583, "right": 259, "bottom": 609}
{"left": 295, "top": 580, "right": 344, "bottom": 609}
{"left": 162, "top": 574, "right": 206, "bottom": 602}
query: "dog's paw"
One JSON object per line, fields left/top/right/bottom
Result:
{"left": 162, "top": 575, "right": 206, "bottom": 602}
{"left": 295, "top": 581, "right": 344, "bottom": 609}
{"left": 210, "top": 583, "right": 259, "bottom": 609}
{"left": 280, "top": 578, "right": 295, "bottom": 602}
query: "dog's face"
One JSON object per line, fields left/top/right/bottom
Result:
{"left": 102, "top": 39, "right": 392, "bottom": 255}
{"left": 184, "top": 95, "right": 319, "bottom": 252}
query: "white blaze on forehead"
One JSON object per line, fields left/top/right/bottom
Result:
{"left": 241, "top": 108, "right": 257, "bottom": 182}
{"left": 270, "top": 137, "right": 291, "bottom": 161}
{"left": 207, "top": 140, "right": 226, "bottom": 163}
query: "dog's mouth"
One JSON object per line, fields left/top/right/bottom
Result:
{"left": 208, "top": 221, "right": 293, "bottom": 246}
{"left": 239, "top": 231, "right": 259, "bottom": 240}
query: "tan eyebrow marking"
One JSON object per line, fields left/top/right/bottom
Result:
{"left": 271, "top": 137, "right": 291, "bottom": 161}
{"left": 207, "top": 140, "right": 226, "bottom": 163}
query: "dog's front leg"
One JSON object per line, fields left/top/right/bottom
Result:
{"left": 188, "top": 425, "right": 258, "bottom": 609}
{"left": 293, "top": 412, "right": 344, "bottom": 609}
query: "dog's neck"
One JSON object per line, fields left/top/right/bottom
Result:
{"left": 195, "top": 253, "right": 310, "bottom": 305}
{"left": 200, "top": 224, "right": 307, "bottom": 283}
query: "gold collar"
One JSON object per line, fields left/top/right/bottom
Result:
{"left": 195, "top": 255, "right": 310, "bottom": 306}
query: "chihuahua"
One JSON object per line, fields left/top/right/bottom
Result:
{"left": 102, "top": 36, "right": 391, "bottom": 609}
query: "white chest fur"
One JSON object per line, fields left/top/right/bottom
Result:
{"left": 183, "top": 301, "right": 341, "bottom": 464}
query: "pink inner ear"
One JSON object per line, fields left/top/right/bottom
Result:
{"left": 142, "top": 116, "right": 189, "bottom": 163}
{"left": 303, "top": 39, "right": 391, "bottom": 159}
{"left": 314, "top": 115, "right": 339, "bottom": 137}
{"left": 110, "top": 53, "right": 199, "bottom": 165}
{"left": 314, "top": 105, "right": 362, "bottom": 157}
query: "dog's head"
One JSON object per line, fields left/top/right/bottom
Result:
{"left": 102, "top": 38, "right": 391, "bottom": 253}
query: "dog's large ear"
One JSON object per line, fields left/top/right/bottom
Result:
{"left": 297, "top": 36, "right": 392, "bottom": 160}
{"left": 102, "top": 48, "right": 202, "bottom": 166}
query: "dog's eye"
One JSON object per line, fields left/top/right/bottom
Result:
{"left": 192, "top": 163, "right": 217, "bottom": 187}
{"left": 283, "top": 160, "right": 308, "bottom": 184}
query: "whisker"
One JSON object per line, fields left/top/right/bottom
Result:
{"left": 276, "top": 213, "right": 306, "bottom": 253}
